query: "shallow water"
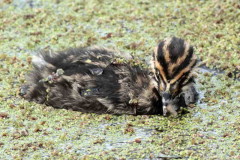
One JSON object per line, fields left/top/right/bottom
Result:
{"left": 0, "top": 0, "right": 239, "bottom": 159}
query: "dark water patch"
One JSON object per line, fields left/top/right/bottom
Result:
{"left": 198, "top": 65, "right": 239, "bottom": 80}
{"left": 198, "top": 65, "right": 224, "bottom": 75}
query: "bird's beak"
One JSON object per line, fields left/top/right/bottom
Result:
{"left": 162, "top": 92, "right": 171, "bottom": 116}
{"left": 162, "top": 92, "right": 178, "bottom": 116}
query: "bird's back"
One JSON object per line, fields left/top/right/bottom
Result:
{"left": 21, "top": 47, "right": 162, "bottom": 115}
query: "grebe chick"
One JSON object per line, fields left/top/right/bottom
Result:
{"left": 20, "top": 37, "right": 198, "bottom": 116}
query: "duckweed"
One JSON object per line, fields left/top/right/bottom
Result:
{"left": 0, "top": 0, "right": 239, "bottom": 159}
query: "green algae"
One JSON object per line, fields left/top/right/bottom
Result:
{"left": 0, "top": 0, "right": 240, "bottom": 159}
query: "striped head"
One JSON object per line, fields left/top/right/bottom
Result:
{"left": 152, "top": 37, "right": 197, "bottom": 115}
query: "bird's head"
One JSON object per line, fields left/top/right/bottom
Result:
{"left": 151, "top": 37, "right": 197, "bottom": 116}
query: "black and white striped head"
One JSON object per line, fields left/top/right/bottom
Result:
{"left": 152, "top": 37, "right": 197, "bottom": 115}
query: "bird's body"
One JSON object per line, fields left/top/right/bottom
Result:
{"left": 20, "top": 37, "right": 198, "bottom": 116}
{"left": 21, "top": 47, "right": 164, "bottom": 115}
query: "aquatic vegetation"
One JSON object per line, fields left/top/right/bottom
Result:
{"left": 0, "top": 0, "right": 239, "bottom": 159}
